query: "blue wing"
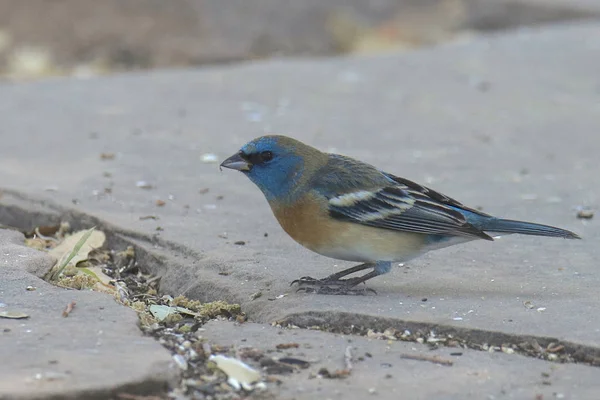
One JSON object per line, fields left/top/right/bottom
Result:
{"left": 313, "top": 155, "right": 493, "bottom": 240}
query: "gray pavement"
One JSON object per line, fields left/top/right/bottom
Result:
{"left": 1, "top": 22, "right": 599, "bottom": 398}
{"left": 202, "top": 320, "right": 599, "bottom": 400}
{"left": 0, "top": 229, "right": 177, "bottom": 400}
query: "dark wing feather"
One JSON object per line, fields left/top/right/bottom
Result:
{"left": 383, "top": 173, "right": 492, "bottom": 217}
{"left": 328, "top": 186, "right": 493, "bottom": 240}
{"left": 312, "top": 154, "right": 493, "bottom": 240}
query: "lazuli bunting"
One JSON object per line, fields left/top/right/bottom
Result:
{"left": 220, "top": 135, "right": 580, "bottom": 295}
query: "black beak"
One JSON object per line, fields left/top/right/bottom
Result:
{"left": 220, "top": 152, "right": 252, "bottom": 172}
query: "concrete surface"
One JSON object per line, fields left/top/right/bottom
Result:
{"left": 0, "top": 21, "right": 599, "bottom": 398}
{"left": 0, "top": 229, "right": 177, "bottom": 399}
{"left": 203, "top": 320, "right": 600, "bottom": 400}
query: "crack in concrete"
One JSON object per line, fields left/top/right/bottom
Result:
{"left": 278, "top": 311, "right": 600, "bottom": 367}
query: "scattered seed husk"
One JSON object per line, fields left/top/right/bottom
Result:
{"left": 0, "top": 311, "right": 30, "bottom": 319}
{"left": 524, "top": 301, "right": 535, "bottom": 309}
{"left": 576, "top": 209, "right": 594, "bottom": 219}
{"left": 276, "top": 343, "right": 299, "bottom": 350}
{"left": 317, "top": 367, "right": 350, "bottom": 379}
{"left": 249, "top": 291, "right": 262, "bottom": 300}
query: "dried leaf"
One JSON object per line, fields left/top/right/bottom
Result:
{"left": 46, "top": 228, "right": 105, "bottom": 280}
{"left": 149, "top": 305, "right": 175, "bottom": 322}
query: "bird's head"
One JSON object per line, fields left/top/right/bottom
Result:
{"left": 220, "top": 135, "right": 324, "bottom": 202}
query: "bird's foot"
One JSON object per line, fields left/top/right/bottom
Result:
{"left": 290, "top": 276, "right": 376, "bottom": 296}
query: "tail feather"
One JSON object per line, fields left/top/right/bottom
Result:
{"left": 481, "top": 218, "right": 580, "bottom": 239}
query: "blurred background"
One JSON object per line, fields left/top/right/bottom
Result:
{"left": 0, "top": 0, "right": 597, "bottom": 81}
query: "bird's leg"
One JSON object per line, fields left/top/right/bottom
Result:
{"left": 291, "top": 263, "right": 373, "bottom": 284}
{"left": 292, "top": 262, "right": 391, "bottom": 295}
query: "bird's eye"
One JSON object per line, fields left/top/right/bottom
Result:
{"left": 260, "top": 151, "right": 273, "bottom": 163}
{"left": 244, "top": 150, "right": 274, "bottom": 165}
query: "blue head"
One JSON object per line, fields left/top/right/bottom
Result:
{"left": 221, "top": 135, "right": 320, "bottom": 202}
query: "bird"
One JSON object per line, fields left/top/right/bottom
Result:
{"left": 220, "top": 135, "right": 580, "bottom": 295}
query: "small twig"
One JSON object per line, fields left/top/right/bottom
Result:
{"left": 546, "top": 344, "right": 565, "bottom": 353}
{"left": 62, "top": 301, "right": 76, "bottom": 318}
{"left": 400, "top": 353, "right": 453, "bottom": 366}
{"left": 344, "top": 346, "right": 353, "bottom": 371}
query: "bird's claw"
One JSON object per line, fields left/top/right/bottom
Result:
{"left": 290, "top": 276, "right": 319, "bottom": 286}
{"left": 296, "top": 286, "right": 376, "bottom": 295}
{"left": 291, "top": 277, "right": 377, "bottom": 296}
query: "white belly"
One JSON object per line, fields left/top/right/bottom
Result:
{"left": 306, "top": 223, "right": 430, "bottom": 263}
{"left": 308, "top": 228, "right": 476, "bottom": 263}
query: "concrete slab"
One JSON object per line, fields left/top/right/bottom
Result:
{"left": 0, "top": 229, "right": 177, "bottom": 399}
{"left": 0, "top": 21, "right": 598, "bottom": 372}
{"left": 203, "top": 320, "right": 599, "bottom": 400}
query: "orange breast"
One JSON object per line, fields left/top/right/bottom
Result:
{"left": 270, "top": 194, "right": 336, "bottom": 253}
